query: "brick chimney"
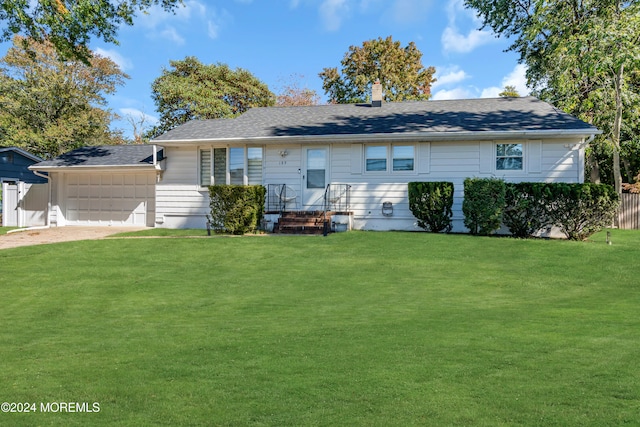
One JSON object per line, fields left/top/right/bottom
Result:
{"left": 372, "top": 81, "right": 383, "bottom": 107}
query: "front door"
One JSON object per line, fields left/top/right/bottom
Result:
{"left": 302, "top": 147, "right": 328, "bottom": 208}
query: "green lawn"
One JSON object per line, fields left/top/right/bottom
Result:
{"left": 1, "top": 230, "right": 639, "bottom": 426}
{"left": 0, "top": 226, "right": 19, "bottom": 235}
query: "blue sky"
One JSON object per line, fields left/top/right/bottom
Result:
{"left": 3, "top": 0, "right": 530, "bottom": 138}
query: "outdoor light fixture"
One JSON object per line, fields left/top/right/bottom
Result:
{"left": 280, "top": 150, "right": 288, "bottom": 157}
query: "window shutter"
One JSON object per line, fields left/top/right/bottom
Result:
{"left": 351, "top": 144, "right": 362, "bottom": 174}
{"left": 527, "top": 140, "right": 542, "bottom": 173}
{"left": 479, "top": 141, "right": 493, "bottom": 174}
{"left": 418, "top": 142, "right": 430, "bottom": 174}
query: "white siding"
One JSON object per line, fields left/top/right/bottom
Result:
{"left": 154, "top": 137, "right": 584, "bottom": 232}
{"left": 156, "top": 146, "right": 209, "bottom": 228}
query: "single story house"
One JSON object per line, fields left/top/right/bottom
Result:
{"left": 29, "top": 95, "right": 599, "bottom": 232}
{"left": 1, "top": 147, "right": 47, "bottom": 226}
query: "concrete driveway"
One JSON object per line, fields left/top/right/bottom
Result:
{"left": 0, "top": 226, "right": 148, "bottom": 250}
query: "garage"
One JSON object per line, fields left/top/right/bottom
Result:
{"left": 64, "top": 172, "right": 155, "bottom": 226}
{"left": 29, "top": 145, "right": 164, "bottom": 228}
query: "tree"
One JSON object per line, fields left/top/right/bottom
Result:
{"left": 0, "top": 0, "right": 182, "bottom": 62}
{"left": 0, "top": 36, "right": 127, "bottom": 159}
{"left": 276, "top": 74, "right": 321, "bottom": 107}
{"left": 499, "top": 85, "right": 520, "bottom": 97}
{"left": 464, "top": 0, "right": 640, "bottom": 192}
{"left": 147, "top": 57, "right": 275, "bottom": 137}
{"left": 319, "top": 36, "right": 436, "bottom": 104}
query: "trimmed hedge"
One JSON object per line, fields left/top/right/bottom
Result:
{"left": 501, "top": 182, "right": 619, "bottom": 240}
{"left": 545, "top": 183, "right": 619, "bottom": 241}
{"left": 208, "top": 185, "right": 266, "bottom": 235}
{"left": 503, "top": 183, "right": 552, "bottom": 238}
{"left": 408, "top": 182, "right": 454, "bottom": 233}
{"left": 462, "top": 178, "right": 506, "bottom": 235}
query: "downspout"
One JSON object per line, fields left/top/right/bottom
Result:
{"left": 32, "top": 170, "right": 51, "bottom": 228}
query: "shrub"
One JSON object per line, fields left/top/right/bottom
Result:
{"left": 462, "top": 178, "right": 506, "bottom": 235}
{"left": 546, "top": 183, "right": 619, "bottom": 241}
{"left": 503, "top": 183, "right": 553, "bottom": 238}
{"left": 208, "top": 185, "right": 266, "bottom": 235}
{"left": 408, "top": 182, "right": 454, "bottom": 232}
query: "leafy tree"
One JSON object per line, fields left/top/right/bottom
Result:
{"left": 464, "top": 0, "right": 640, "bottom": 192}
{"left": 319, "top": 36, "right": 436, "bottom": 104}
{"left": 498, "top": 85, "right": 520, "bottom": 97}
{"left": 276, "top": 74, "right": 320, "bottom": 107}
{"left": 0, "top": 36, "right": 127, "bottom": 159}
{"left": 0, "top": 0, "right": 182, "bottom": 62}
{"left": 148, "top": 57, "right": 275, "bottom": 137}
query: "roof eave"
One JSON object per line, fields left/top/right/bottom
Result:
{"left": 28, "top": 164, "right": 157, "bottom": 172}
{"left": 153, "top": 128, "right": 602, "bottom": 146}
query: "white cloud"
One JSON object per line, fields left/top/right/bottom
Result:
{"left": 389, "top": 0, "right": 433, "bottom": 24}
{"left": 160, "top": 27, "right": 185, "bottom": 45}
{"left": 119, "top": 108, "right": 158, "bottom": 124}
{"left": 502, "top": 63, "right": 529, "bottom": 95}
{"left": 432, "top": 65, "right": 469, "bottom": 88}
{"left": 432, "top": 87, "right": 475, "bottom": 100}
{"left": 480, "top": 64, "right": 529, "bottom": 98}
{"left": 441, "top": 0, "right": 496, "bottom": 54}
{"left": 94, "top": 48, "right": 133, "bottom": 71}
{"left": 319, "top": 0, "right": 350, "bottom": 31}
{"left": 137, "top": 1, "right": 229, "bottom": 44}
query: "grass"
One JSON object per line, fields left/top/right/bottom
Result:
{"left": 0, "top": 230, "right": 639, "bottom": 426}
{"left": 0, "top": 226, "right": 19, "bottom": 235}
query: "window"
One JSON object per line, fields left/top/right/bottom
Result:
{"left": 365, "top": 146, "right": 387, "bottom": 172}
{"left": 306, "top": 148, "right": 326, "bottom": 189}
{"left": 365, "top": 144, "right": 415, "bottom": 173}
{"left": 247, "top": 147, "right": 263, "bottom": 185}
{"left": 496, "top": 143, "right": 523, "bottom": 170}
{"left": 200, "top": 147, "right": 263, "bottom": 186}
{"left": 200, "top": 150, "right": 212, "bottom": 185}
{"left": 393, "top": 145, "right": 414, "bottom": 171}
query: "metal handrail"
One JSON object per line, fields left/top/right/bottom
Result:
{"left": 322, "top": 183, "right": 351, "bottom": 236}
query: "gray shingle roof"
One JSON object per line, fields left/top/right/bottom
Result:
{"left": 31, "top": 145, "right": 162, "bottom": 169}
{"left": 153, "top": 96, "right": 598, "bottom": 143}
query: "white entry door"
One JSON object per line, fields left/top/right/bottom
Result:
{"left": 302, "top": 147, "right": 328, "bottom": 208}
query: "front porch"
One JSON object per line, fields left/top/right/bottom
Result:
{"left": 264, "top": 183, "right": 352, "bottom": 235}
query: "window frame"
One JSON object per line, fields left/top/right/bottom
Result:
{"left": 199, "top": 146, "right": 264, "bottom": 187}
{"left": 364, "top": 144, "right": 416, "bottom": 174}
{"left": 495, "top": 142, "right": 524, "bottom": 172}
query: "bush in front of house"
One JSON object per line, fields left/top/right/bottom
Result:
{"left": 503, "top": 182, "right": 553, "bottom": 238}
{"left": 408, "top": 181, "right": 454, "bottom": 233}
{"left": 545, "top": 183, "right": 619, "bottom": 241}
{"left": 208, "top": 185, "right": 266, "bottom": 235}
{"left": 462, "top": 178, "right": 506, "bottom": 235}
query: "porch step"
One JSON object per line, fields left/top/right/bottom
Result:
{"left": 273, "top": 211, "right": 332, "bottom": 235}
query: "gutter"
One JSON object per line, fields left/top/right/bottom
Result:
{"left": 153, "top": 128, "right": 603, "bottom": 146}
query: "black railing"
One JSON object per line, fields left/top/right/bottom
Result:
{"left": 266, "top": 184, "right": 297, "bottom": 213}
{"left": 322, "top": 183, "right": 351, "bottom": 236}
{"left": 323, "top": 183, "right": 351, "bottom": 213}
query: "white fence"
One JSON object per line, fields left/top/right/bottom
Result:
{"left": 619, "top": 193, "right": 640, "bottom": 230}
{"left": 1, "top": 181, "right": 48, "bottom": 227}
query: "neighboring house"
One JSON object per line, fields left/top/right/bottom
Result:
{"left": 29, "top": 95, "right": 599, "bottom": 232}
{"left": 1, "top": 147, "right": 47, "bottom": 226}
{"left": 0, "top": 147, "right": 46, "bottom": 184}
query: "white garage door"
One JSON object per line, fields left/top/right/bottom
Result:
{"left": 65, "top": 173, "right": 155, "bottom": 226}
